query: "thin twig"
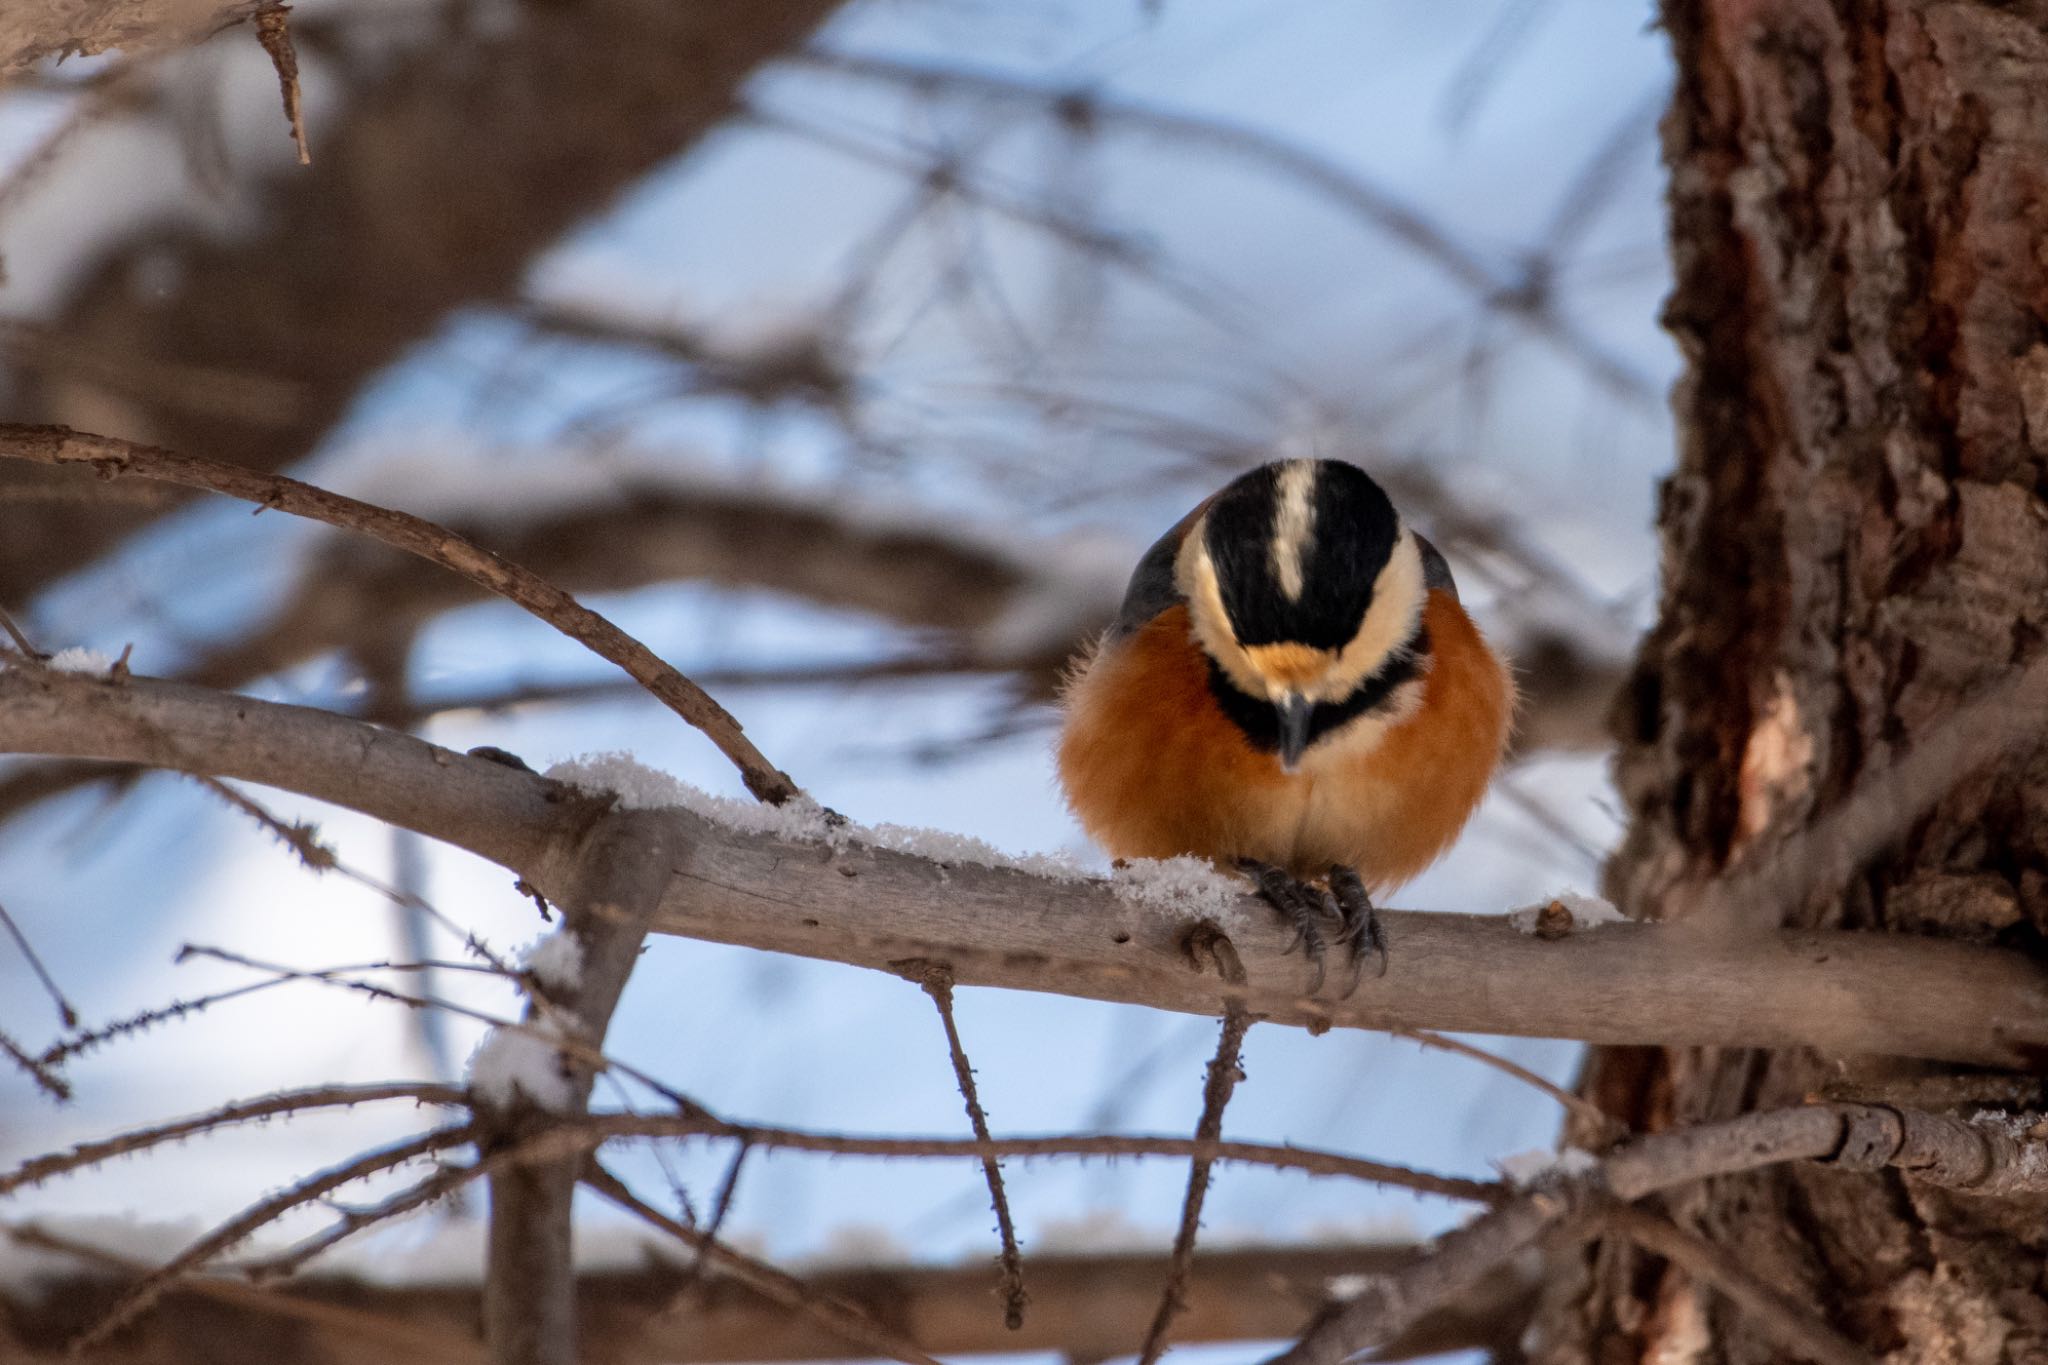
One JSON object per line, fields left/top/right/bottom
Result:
{"left": 566, "top": 1112, "right": 1501, "bottom": 1204}
{"left": 0, "top": 425, "right": 798, "bottom": 803}
{"left": 180, "top": 772, "right": 523, "bottom": 982}
{"left": 656, "top": 1139, "right": 752, "bottom": 1316}
{"left": 0, "top": 1025, "right": 68, "bottom": 1101}
{"left": 71, "top": 1125, "right": 475, "bottom": 1352}
{"left": 179, "top": 943, "right": 708, "bottom": 1114}
{"left": 1602, "top": 1204, "right": 1874, "bottom": 1365}
{"left": 900, "top": 958, "right": 1027, "bottom": 1328}
{"left": 0, "top": 1082, "right": 465, "bottom": 1197}
{"left": 253, "top": 3, "right": 311, "bottom": 165}
{"left": 1140, "top": 1006, "right": 1254, "bottom": 1364}
{"left": 582, "top": 1158, "right": 947, "bottom": 1365}
{"left": 0, "top": 896, "right": 77, "bottom": 1027}
{"left": 794, "top": 48, "right": 1656, "bottom": 406}
{"left": 240, "top": 1160, "right": 482, "bottom": 1282}
{"left": 1395, "top": 1028, "right": 1625, "bottom": 1143}
{"left": 0, "top": 603, "right": 39, "bottom": 657}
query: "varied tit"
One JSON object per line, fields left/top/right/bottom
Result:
{"left": 1056, "top": 458, "right": 1514, "bottom": 989}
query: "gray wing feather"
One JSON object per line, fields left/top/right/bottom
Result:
{"left": 1106, "top": 521, "right": 1188, "bottom": 643}
{"left": 1415, "top": 533, "right": 1459, "bottom": 599}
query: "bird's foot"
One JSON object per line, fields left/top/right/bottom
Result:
{"left": 1329, "top": 864, "right": 1388, "bottom": 988}
{"left": 1237, "top": 859, "right": 1342, "bottom": 995}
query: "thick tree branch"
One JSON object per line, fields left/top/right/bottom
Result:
{"left": 1, "top": 1239, "right": 1505, "bottom": 1363}
{"left": 5, "top": 668, "right": 2047, "bottom": 1065}
{"left": 0, "top": 0, "right": 257, "bottom": 72}
{"left": 1271, "top": 1102, "right": 2048, "bottom": 1364}
{"left": 474, "top": 809, "right": 689, "bottom": 1365}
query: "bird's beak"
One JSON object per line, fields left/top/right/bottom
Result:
{"left": 1276, "top": 693, "right": 1313, "bottom": 772}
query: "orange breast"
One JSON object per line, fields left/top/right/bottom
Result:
{"left": 1056, "top": 595, "right": 1513, "bottom": 888}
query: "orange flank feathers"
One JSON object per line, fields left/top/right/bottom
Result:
{"left": 1057, "top": 594, "right": 1513, "bottom": 888}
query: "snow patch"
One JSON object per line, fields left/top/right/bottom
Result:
{"left": 1508, "top": 891, "right": 1626, "bottom": 936}
{"left": 546, "top": 752, "right": 839, "bottom": 841}
{"left": 545, "top": 752, "right": 1089, "bottom": 881}
{"left": 1496, "top": 1145, "right": 1599, "bottom": 1188}
{"left": 47, "top": 647, "right": 113, "bottom": 674}
{"left": 466, "top": 1021, "right": 579, "bottom": 1112}
{"left": 1110, "top": 856, "right": 1251, "bottom": 932}
{"left": 1326, "top": 1271, "right": 1387, "bottom": 1303}
{"left": 1970, "top": 1109, "right": 2048, "bottom": 1181}
{"left": 520, "top": 929, "right": 585, "bottom": 996}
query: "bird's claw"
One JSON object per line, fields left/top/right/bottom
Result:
{"left": 1237, "top": 859, "right": 1344, "bottom": 996}
{"left": 1330, "top": 865, "right": 1388, "bottom": 986}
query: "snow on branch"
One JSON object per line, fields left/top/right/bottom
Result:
{"left": 4, "top": 666, "right": 2047, "bottom": 1066}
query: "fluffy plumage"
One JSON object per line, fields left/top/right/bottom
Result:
{"left": 1057, "top": 458, "right": 1514, "bottom": 892}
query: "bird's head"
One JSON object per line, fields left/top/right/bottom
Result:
{"left": 1175, "top": 458, "right": 1426, "bottom": 770}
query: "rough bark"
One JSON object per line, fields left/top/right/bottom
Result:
{"left": 7, "top": 668, "right": 2048, "bottom": 1064}
{"left": 0, "top": 0, "right": 256, "bottom": 73}
{"left": 0, "top": 0, "right": 844, "bottom": 606}
{"left": 1553, "top": 1, "right": 2048, "bottom": 1360}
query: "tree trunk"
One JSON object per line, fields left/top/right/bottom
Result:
{"left": 1546, "top": 1, "right": 2048, "bottom": 1360}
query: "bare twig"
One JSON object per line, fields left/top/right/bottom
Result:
{"left": 1139, "top": 1007, "right": 1254, "bottom": 1364}
{"left": 794, "top": 48, "right": 1657, "bottom": 406}
{"left": 40, "top": 980, "right": 289, "bottom": 1066}
{"left": 172, "top": 944, "right": 697, "bottom": 1112}
{"left": 0, "top": 603, "right": 38, "bottom": 657}
{"left": 555, "top": 1112, "right": 1502, "bottom": 1205}
{"left": 241, "top": 1159, "right": 481, "bottom": 1282}
{"left": 0, "top": 1025, "right": 68, "bottom": 1101}
{"left": 1602, "top": 1204, "right": 1873, "bottom": 1365}
{"left": 899, "top": 958, "right": 1027, "bottom": 1329}
{"left": 0, "top": 1082, "right": 464, "bottom": 1197}
{"left": 71, "top": 1125, "right": 475, "bottom": 1352}
{"left": 1268, "top": 1103, "right": 2048, "bottom": 1364}
{"left": 0, "top": 896, "right": 77, "bottom": 1028}
{"left": 253, "top": 3, "right": 310, "bottom": 164}
{"left": 582, "top": 1158, "right": 948, "bottom": 1365}
{"left": 0, "top": 425, "right": 798, "bottom": 803}
{"left": 1394, "top": 1028, "right": 1624, "bottom": 1143}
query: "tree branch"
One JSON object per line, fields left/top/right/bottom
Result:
{"left": 1270, "top": 1102, "right": 2048, "bottom": 1364}
{"left": 0, "top": 425, "right": 797, "bottom": 803}
{"left": 1, "top": 0, "right": 258, "bottom": 72}
{"left": 2, "top": 1236, "right": 1491, "bottom": 1363}
{"left": 5, "top": 668, "right": 2047, "bottom": 1065}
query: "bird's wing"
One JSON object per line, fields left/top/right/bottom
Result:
{"left": 1104, "top": 498, "right": 1214, "bottom": 644}
{"left": 1414, "top": 533, "right": 1459, "bottom": 599}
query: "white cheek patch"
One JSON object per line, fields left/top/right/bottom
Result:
{"left": 1177, "top": 527, "right": 1272, "bottom": 700}
{"left": 1269, "top": 460, "right": 1318, "bottom": 603}
{"left": 1311, "top": 531, "right": 1424, "bottom": 703}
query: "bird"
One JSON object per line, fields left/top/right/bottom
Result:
{"left": 1056, "top": 457, "right": 1514, "bottom": 990}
